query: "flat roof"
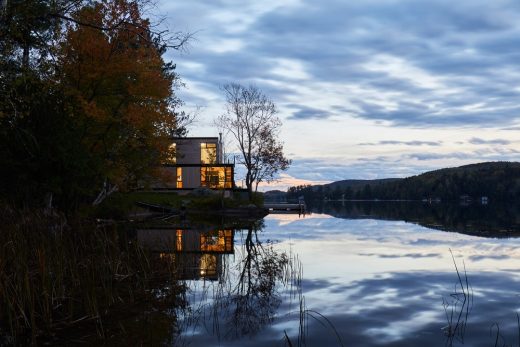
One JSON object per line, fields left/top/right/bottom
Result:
{"left": 172, "top": 137, "right": 219, "bottom": 140}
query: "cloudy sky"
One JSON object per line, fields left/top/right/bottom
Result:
{"left": 158, "top": 0, "right": 520, "bottom": 190}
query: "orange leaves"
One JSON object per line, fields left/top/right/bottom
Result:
{"left": 57, "top": 0, "right": 180, "bottom": 189}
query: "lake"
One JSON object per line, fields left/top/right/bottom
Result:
{"left": 141, "top": 202, "right": 520, "bottom": 346}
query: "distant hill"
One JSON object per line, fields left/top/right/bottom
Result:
{"left": 287, "top": 161, "right": 520, "bottom": 203}
{"left": 322, "top": 178, "right": 401, "bottom": 190}
{"left": 263, "top": 189, "right": 288, "bottom": 203}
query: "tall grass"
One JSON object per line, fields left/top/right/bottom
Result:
{"left": 442, "top": 250, "right": 473, "bottom": 347}
{"left": 0, "top": 205, "right": 184, "bottom": 345}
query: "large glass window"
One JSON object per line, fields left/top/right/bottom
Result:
{"left": 176, "top": 167, "right": 183, "bottom": 188}
{"left": 200, "top": 143, "right": 217, "bottom": 164}
{"left": 200, "top": 167, "right": 232, "bottom": 188}
{"left": 200, "top": 230, "right": 233, "bottom": 252}
{"left": 176, "top": 229, "right": 183, "bottom": 251}
{"left": 165, "top": 143, "right": 176, "bottom": 164}
{"left": 199, "top": 254, "right": 217, "bottom": 277}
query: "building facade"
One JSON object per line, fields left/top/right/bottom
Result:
{"left": 158, "top": 136, "right": 235, "bottom": 190}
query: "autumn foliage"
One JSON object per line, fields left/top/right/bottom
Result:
{"left": 60, "top": 1, "right": 178, "bottom": 188}
{"left": 0, "top": 0, "right": 184, "bottom": 209}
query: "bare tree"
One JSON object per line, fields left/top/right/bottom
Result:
{"left": 216, "top": 83, "right": 291, "bottom": 200}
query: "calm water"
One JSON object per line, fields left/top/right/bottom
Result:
{"left": 143, "top": 202, "right": 520, "bottom": 346}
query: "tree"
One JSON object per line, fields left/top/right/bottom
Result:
{"left": 59, "top": 0, "right": 183, "bottom": 204}
{"left": 0, "top": 0, "right": 189, "bottom": 209}
{"left": 216, "top": 83, "right": 290, "bottom": 199}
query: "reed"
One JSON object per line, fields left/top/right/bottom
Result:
{"left": 442, "top": 249, "right": 473, "bottom": 347}
{"left": 0, "top": 205, "right": 183, "bottom": 345}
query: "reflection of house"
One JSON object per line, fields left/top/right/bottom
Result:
{"left": 159, "top": 136, "right": 235, "bottom": 190}
{"left": 137, "top": 228, "right": 234, "bottom": 280}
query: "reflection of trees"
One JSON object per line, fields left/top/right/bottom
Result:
{"left": 205, "top": 221, "right": 298, "bottom": 339}
{"left": 229, "top": 225, "right": 289, "bottom": 336}
{"left": 167, "top": 220, "right": 301, "bottom": 345}
{"left": 318, "top": 201, "right": 520, "bottom": 237}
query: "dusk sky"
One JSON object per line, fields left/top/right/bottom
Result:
{"left": 158, "top": 0, "right": 520, "bottom": 190}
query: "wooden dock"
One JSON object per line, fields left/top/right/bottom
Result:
{"left": 264, "top": 203, "right": 306, "bottom": 213}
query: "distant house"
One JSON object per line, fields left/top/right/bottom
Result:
{"left": 459, "top": 194, "right": 472, "bottom": 205}
{"left": 157, "top": 136, "right": 235, "bottom": 190}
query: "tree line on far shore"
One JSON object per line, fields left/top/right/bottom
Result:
{"left": 287, "top": 162, "right": 520, "bottom": 203}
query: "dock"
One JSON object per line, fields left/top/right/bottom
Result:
{"left": 264, "top": 202, "right": 306, "bottom": 214}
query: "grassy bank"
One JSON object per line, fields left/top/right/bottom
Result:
{"left": 0, "top": 206, "right": 185, "bottom": 345}
{"left": 94, "top": 190, "right": 265, "bottom": 219}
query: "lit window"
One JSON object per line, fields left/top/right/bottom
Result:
{"left": 200, "top": 167, "right": 232, "bottom": 189}
{"left": 176, "top": 167, "right": 182, "bottom": 188}
{"left": 200, "top": 230, "right": 233, "bottom": 252}
{"left": 166, "top": 143, "right": 176, "bottom": 164}
{"left": 201, "top": 230, "right": 225, "bottom": 252}
{"left": 199, "top": 254, "right": 217, "bottom": 277}
{"left": 176, "top": 229, "right": 183, "bottom": 251}
{"left": 200, "top": 143, "right": 217, "bottom": 164}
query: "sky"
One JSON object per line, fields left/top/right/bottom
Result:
{"left": 157, "top": 0, "right": 520, "bottom": 191}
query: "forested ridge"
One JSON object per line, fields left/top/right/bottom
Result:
{"left": 287, "top": 162, "right": 520, "bottom": 203}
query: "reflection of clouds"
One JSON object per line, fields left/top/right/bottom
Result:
{"left": 360, "top": 252, "right": 442, "bottom": 259}
{"left": 180, "top": 214, "right": 520, "bottom": 346}
{"left": 260, "top": 213, "right": 520, "bottom": 346}
{"left": 265, "top": 212, "right": 333, "bottom": 226}
{"left": 286, "top": 271, "right": 520, "bottom": 347}
{"left": 469, "top": 254, "right": 511, "bottom": 262}
{"left": 265, "top": 215, "right": 520, "bottom": 264}
{"left": 265, "top": 214, "right": 520, "bottom": 289}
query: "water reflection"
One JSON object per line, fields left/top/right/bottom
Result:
{"left": 136, "top": 220, "right": 301, "bottom": 345}
{"left": 294, "top": 271, "right": 520, "bottom": 347}
{"left": 264, "top": 212, "right": 520, "bottom": 347}
{"left": 214, "top": 224, "right": 294, "bottom": 338}
{"left": 137, "top": 227, "right": 234, "bottom": 280}
{"left": 130, "top": 206, "right": 520, "bottom": 346}
{"left": 315, "top": 201, "right": 520, "bottom": 236}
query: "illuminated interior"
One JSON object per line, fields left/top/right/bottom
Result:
{"left": 176, "top": 229, "right": 182, "bottom": 251}
{"left": 200, "top": 143, "right": 217, "bottom": 164}
{"left": 176, "top": 167, "right": 182, "bottom": 188}
{"left": 200, "top": 167, "right": 232, "bottom": 188}
{"left": 166, "top": 143, "right": 176, "bottom": 164}
{"left": 200, "top": 230, "right": 233, "bottom": 252}
{"left": 199, "top": 254, "right": 217, "bottom": 277}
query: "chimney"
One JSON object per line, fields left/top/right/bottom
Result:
{"left": 219, "top": 132, "right": 223, "bottom": 163}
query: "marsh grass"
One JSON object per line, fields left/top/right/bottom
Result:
{"left": 0, "top": 205, "right": 185, "bottom": 345}
{"left": 442, "top": 250, "right": 473, "bottom": 347}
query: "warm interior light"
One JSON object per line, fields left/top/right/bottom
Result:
{"left": 200, "top": 143, "right": 217, "bottom": 164}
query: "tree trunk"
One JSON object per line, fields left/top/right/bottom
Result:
{"left": 247, "top": 184, "right": 253, "bottom": 201}
{"left": 245, "top": 170, "right": 253, "bottom": 201}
